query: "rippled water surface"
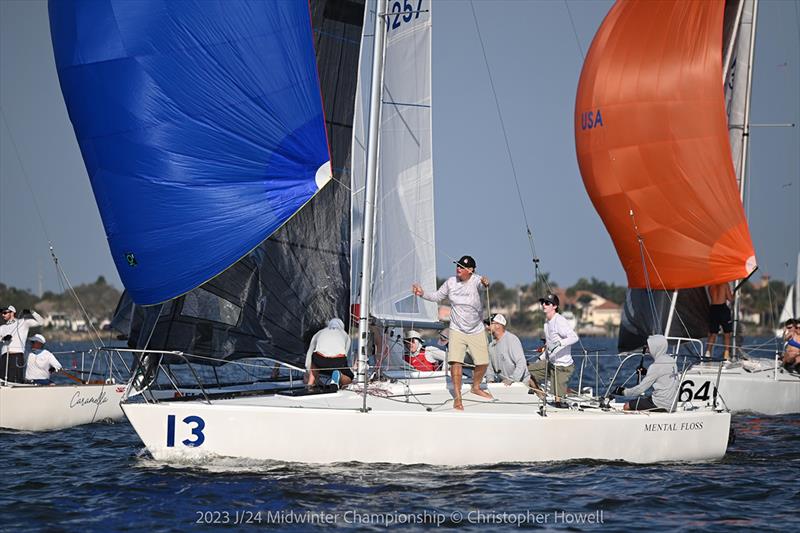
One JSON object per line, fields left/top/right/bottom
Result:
{"left": 1, "top": 339, "right": 798, "bottom": 531}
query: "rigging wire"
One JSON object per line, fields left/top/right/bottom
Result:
{"left": 563, "top": 0, "right": 586, "bottom": 60}
{"left": 628, "top": 209, "right": 661, "bottom": 335}
{"left": 468, "top": 0, "right": 550, "bottom": 296}
{"left": 1, "top": 107, "right": 112, "bottom": 352}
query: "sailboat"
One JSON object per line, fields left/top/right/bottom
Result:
{"left": 774, "top": 252, "right": 799, "bottom": 337}
{"left": 675, "top": 0, "right": 799, "bottom": 416}
{"left": 50, "top": 0, "right": 731, "bottom": 464}
{"left": 576, "top": 0, "right": 799, "bottom": 416}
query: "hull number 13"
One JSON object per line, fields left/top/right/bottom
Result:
{"left": 166, "top": 414, "right": 206, "bottom": 447}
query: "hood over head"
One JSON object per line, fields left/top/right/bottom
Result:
{"left": 647, "top": 334, "right": 668, "bottom": 358}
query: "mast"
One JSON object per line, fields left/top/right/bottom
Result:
{"left": 356, "top": 0, "right": 387, "bottom": 394}
{"left": 732, "top": 0, "right": 759, "bottom": 357}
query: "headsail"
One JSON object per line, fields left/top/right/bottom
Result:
{"left": 50, "top": 0, "right": 333, "bottom": 306}
{"left": 351, "top": 0, "right": 438, "bottom": 326}
{"left": 52, "top": 0, "right": 365, "bottom": 366}
{"left": 575, "top": 0, "right": 757, "bottom": 291}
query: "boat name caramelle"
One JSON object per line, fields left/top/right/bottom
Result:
{"left": 644, "top": 421, "right": 703, "bottom": 432}
{"left": 70, "top": 390, "right": 109, "bottom": 409}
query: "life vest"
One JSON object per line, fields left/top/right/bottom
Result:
{"left": 405, "top": 348, "right": 439, "bottom": 372}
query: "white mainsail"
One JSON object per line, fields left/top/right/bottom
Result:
{"left": 723, "top": 0, "right": 756, "bottom": 190}
{"left": 351, "top": 0, "right": 438, "bottom": 326}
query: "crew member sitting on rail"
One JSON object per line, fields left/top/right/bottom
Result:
{"left": 610, "top": 334, "right": 679, "bottom": 412}
{"left": 782, "top": 318, "right": 800, "bottom": 372}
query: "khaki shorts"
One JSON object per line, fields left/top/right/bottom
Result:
{"left": 529, "top": 360, "right": 574, "bottom": 397}
{"left": 448, "top": 329, "right": 489, "bottom": 366}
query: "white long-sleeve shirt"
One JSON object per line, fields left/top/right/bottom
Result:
{"left": 0, "top": 311, "right": 45, "bottom": 354}
{"left": 420, "top": 275, "right": 484, "bottom": 334}
{"left": 542, "top": 313, "right": 579, "bottom": 366}
{"left": 305, "top": 326, "right": 351, "bottom": 369}
{"left": 25, "top": 348, "right": 62, "bottom": 380}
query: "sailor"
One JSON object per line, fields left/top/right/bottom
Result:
{"left": 412, "top": 254, "right": 492, "bottom": 410}
{"left": 25, "top": 334, "right": 62, "bottom": 385}
{"left": 611, "top": 334, "right": 679, "bottom": 412}
{"left": 305, "top": 318, "right": 353, "bottom": 387}
{"left": 1, "top": 305, "right": 45, "bottom": 383}
{"left": 528, "top": 294, "right": 578, "bottom": 401}
{"left": 781, "top": 319, "right": 800, "bottom": 372}
{"left": 403, "top": 330, "right": 443, "bottom": 372}
{"left": 706, "top": 282, "right": 734, "bottom": 360}
{"left": 488, "top": 314, "right": 530, "bottom": 385}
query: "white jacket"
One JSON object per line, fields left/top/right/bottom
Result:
{"left": 25, "top": 348, "right": 62, "bottom": 380}
{"left": 1, "top": 311, "right": 45, "bottom": 354}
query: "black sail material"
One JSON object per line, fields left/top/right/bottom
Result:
{"left": 618, "top": 288, "right": 710, "bottom": 352}
{"left": 118, "top": 0, "right": 364, "bottom": 368}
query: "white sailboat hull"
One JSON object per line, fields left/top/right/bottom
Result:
{"left": 681, "top": 359, "right": 800, "bottom": 415}
{"left": 123, "top": 382, "right": 730, "bottom": 465}
{"left": 0, "top": 382, "right": 127, "bottom": 431}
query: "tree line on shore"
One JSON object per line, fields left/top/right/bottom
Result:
{"left": 0, "top": 273, "right": 790, "bottom": 335}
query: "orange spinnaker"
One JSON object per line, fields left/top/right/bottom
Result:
{"left": 575, "top": 0, "right": 756, "bottom": 289}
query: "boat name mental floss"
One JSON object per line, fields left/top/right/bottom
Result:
{"left": 579, "top": 109, "right": 604, "bottom": 130}
{"left": 70, "top": 390, "right": 109, "bottom": 409}
{"left": 644, "top": 422, "right": 704, "bottom": 432}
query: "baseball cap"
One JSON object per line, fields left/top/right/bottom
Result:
{"left": 404, "top": 330, "right": 422, "bottom": 341}
{"left": 454, "top": 255, "right": 476, "bottom": 269}
{"left": 2, "top": 305, "right": 16, "bottom": 313}
{"left": 30, "top": 333, "right": 46, "bottom": 344}
{"left": 491, "top": 313, "right": 507, "bottom": 326}
{"left": 539, "top": 294, "right": 560, "bottom": 307}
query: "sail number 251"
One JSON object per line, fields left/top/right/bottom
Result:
{"left": 166, "top": 414, "right": 206, "bottom": 447}
{"left": 387, "top": 0, "right": 424, "bottom": 32}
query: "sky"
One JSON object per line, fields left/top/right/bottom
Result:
{"left": 1, "top": 0, "right": 798, "bottom": 297}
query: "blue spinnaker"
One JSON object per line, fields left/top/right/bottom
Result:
{"left": 49, "top": 0, "right": 330, "bottom": 305}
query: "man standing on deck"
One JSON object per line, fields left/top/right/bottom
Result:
{"left": 1, "top": 305, "right": 45, "bottom": 383}
{"left": 706, "top": 282, "right": 734, "bottom": 360}
{"left": 412, "top": 255, "right": 491, "bottom": 410}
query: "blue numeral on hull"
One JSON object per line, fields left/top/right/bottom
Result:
{"left": 166, "top": 414, "right": 205, "bottom": 447}
{"left": 166, "top": 414, "right": 176, "bottom": 447}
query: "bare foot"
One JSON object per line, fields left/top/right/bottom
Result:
{"left": 453, "top": 399, "right": 464, "bottom": 411}
{"left": 471, "top": 387, "right": 494, "bottom": 400}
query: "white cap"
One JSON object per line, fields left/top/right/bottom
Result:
{"left": 3, "top": 305, "right": 16, "bottom": 314}
{"left": 404, "top": 330, "right": 422, "bottom": 341}
{"left": 30, "top": 333, "right": 46, "bottom": 345}
{"left": 492, "top": 314, "right": 507, "bottom": 326}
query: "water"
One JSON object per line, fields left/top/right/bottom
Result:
{"left": 1, "top": 339, "right": 798, "bottom": 531}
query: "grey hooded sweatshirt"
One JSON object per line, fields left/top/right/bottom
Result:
{"left": 623, "top": 335, "right": 679, "bottom": 411}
